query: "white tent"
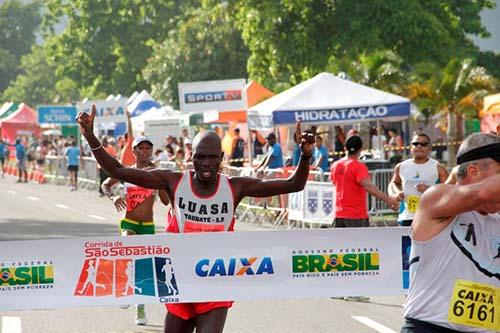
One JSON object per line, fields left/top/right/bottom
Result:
{"left": 131, "top": 105, "right": 180, "bottom": 134}
{"left": 247, "top": 72, "right": 410, "bottom": 130}
{"left": 128, "top": 90, "right": 160, "bottom": 117}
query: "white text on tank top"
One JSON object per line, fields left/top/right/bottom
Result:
{"left": 174, "top": 171, "right": 234, "bottom": 233}
{"left": 123, "top": 182, "right": 156, "bottom": 212}
{"left": 399, "top": 158, "right": 438, "bottom": 221}
{"left": 404, "top": 212, "right": 500, "bottom": 332}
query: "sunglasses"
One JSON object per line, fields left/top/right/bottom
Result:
{"left": 411, "top": 141, "right": 430, "bottom": 147}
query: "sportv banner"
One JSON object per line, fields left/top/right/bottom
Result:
{"left": 178, "top": 79, "right": 247, "bottom": 112}
{"left": 0, "top": 228, "right": 411, "bottom": 311}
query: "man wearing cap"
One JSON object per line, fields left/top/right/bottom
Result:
{"left": 330, "top": 135, "right": 399, "bottom": 302}
{"left": 77, "top": 106, "right": 314, "bottom": 333}
{"left": 402, "top": 132, "right": 500, "bottom": 332}
{"left": 388, "top": 133, "right": 449, "bottom": 226}
{"left": 101, "top": 136, "right": 169, "bottom": 326}
{"left": 254, "top": 132, "right": 284, "bottom": 172}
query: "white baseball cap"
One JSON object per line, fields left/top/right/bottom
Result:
{"left": 132, "top": 136, "right": 153, "bottom": 148}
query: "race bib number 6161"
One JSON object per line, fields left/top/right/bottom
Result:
{"left": 448, "top": 279, "right": 498, "bottom": 331}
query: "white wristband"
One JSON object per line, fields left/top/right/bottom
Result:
{"left": 90, "top": 144, "right": 103, "bottom": 151}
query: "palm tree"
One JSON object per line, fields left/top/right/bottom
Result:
{"left": 405, "top": 58, "right": 496, "bottom": 167}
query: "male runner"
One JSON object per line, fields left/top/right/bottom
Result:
{"left": 77, "top": 105, "right": 314, "bottom": 333}
{"left": 102, "top": 136, "right": 169, "bottom": 325}
{"left": 402, "top": 132, "right": 500, "bottom": 332}
{"left": 388, "top": 133, "right": 448, "bottom": 226}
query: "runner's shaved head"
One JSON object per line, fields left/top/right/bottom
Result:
{"left": 192, "top": 131, "right": 222, "bottom": 153}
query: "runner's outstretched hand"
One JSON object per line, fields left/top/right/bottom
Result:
{"left": 111, "top": 196, "right": 127, "bottom": 212}
{"left": 76, "top": 104, "right": 97, "bottom": 136}
{"left": 297, "top": 122, "right": 314, "bottom": 157}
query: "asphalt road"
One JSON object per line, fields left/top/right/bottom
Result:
{"left": 0, "top": 175, "right": 405, "bottom": 333}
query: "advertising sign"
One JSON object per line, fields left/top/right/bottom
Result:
{"left": 288, "top": 181, "right": 335, "bottom": 225}
{"left": 77, "top": 98, "right": 127, "bottom": 124}
{"left": 144, "top": 119, "right": 181, "bottom": 150}
{"left": 0, "top": 228, "right": 410, "bottom": 311}
{"left": 37, "top": 106, "right": 78, "bottom": 125}
{"left": 178, "top": 79, "right": 247, "bottom": 112}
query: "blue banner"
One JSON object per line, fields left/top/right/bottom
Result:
{"left": 272, "top": 103, "right": 410, "bottom": 125}
{"left": 38, "top": 106, "right": 78, "bottom": 125}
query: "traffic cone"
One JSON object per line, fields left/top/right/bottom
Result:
{"left": 37, "top": 171, "right": 46, "bottom": 184}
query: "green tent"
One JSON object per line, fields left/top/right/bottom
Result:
{"left": 0, "top": 102, "right": 19, "bottom": 119}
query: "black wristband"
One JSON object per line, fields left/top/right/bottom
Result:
{"left": 301, "top": 154, "right": 312, "bottom": 161}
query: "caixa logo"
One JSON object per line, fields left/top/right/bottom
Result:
{"left": 195, "top": 257, "right": 274, "bottom": 277}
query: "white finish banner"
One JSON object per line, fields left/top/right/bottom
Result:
{"left": 178, "top": 79, "right": 247, "bottom": 112}
{"left": 0, "top": 228, "right": 410, "bottom": 311}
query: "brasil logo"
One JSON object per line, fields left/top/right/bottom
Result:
{"left": 0, "top": 264, "right": 54, "bottom": 287}
{"left": 292, "top": 252, "right": 379, "bottom": 275}
{"left": 74, "top": 257, "right": 179, "bottom": 301}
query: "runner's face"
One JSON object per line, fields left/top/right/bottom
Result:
{"left": 192, "top": 138, "right": 222, "bottom": 182}
{"left": 410, "top": 136, "right": 430, "bottom": 158}
{"left": 133, "top": 142, "right": 153, "bottom": 163}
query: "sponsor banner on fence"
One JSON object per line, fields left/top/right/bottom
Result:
{"left": 0, "top": 228, "right": 409, "bottom": 311}
{"left": 289, "top": 182, "right": 335, "bottom": 224}
{"left": 178, "top": 79, "right": 247, "bottom": 113}
{"left": 77, "top": 98, "right": 127, "bottom": 124}
{"left": 37, "top": 106, "right": 78, "bottom": 125}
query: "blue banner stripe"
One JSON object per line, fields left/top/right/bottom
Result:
{"left": 272, "top": 103, "right": 410, "bottom": 124}
{"left": 37, "top": 106, "right": 78, "bottom": 125}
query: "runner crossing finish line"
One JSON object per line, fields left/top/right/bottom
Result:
{"left": 77, "top": 105, "right": 315, "bottom": 333}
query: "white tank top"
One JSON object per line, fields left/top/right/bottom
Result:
{"left": 398, "top": 158, "right": 439, "bottom": 221}
{"left": 404, "top": 212, "right": 500, "bottom": 332}
{"left": 172, "top": 170, "right": 235, "bottom": 233}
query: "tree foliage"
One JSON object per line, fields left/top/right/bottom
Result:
{"left": 144, "top": 1, "right": 249, "bottom": 108}
{"left": 2, "top": 46, "right": 78, "bottom": 106}
{"left": 0, "top": 0, "right": 42, "bottom": 93}
{"left": 43, "top": 0, "right": 198, "bottom": 97}
{"left": 236, "top": 0, "right": 495, "bottom": 90}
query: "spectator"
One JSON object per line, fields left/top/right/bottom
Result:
{"left": 333, "top": 126, "right": 346, "bottom": 160}
{"left": 230, "top": 128, "right": 245, "bottom": 167}
{"left": 184, "top": 138, "right": 193, "bottom": 163}
{"left": 251, "top": 130, "right": 265, "bottom": 158}
{"left": 13, "top": 139, "right": 28, "bottom": 183}
{"left": 369, "top": 127, "right": 387, "bottom": 159}
{"left": 0, "top": 137, "right": 5, "bottom": 179}
{"left": 330, "top": 135, "right": 399, "bottom": 301}
{"left": 312, "top": 136, "right": 329, "bottom": 172}
{"left": 65, "top": 140, "right": 83, "bottom": 191}
{"left": 171, "top": 148, "right": 186, "bottom": 171}
{"left": 181, "top": 128, "right": 192, "bottom": 151}
{"left": 254, "top": 133, "right": 284, "bottom": 171}
{"left": 165, "top": 135, "right": 178, "bottom": 152}
{"left": 157, "top": 145, "right": 174, "bottom": 163}
{"left": 387, "top": 128, "right": 404, "bottom": 165}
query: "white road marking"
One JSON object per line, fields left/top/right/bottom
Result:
{"left": 87, "top": 214, "right": 106, "bottom": 221}
{"left": 56, "top": 204, "right": 69, "bottom": 209}
{"left": 27, "top": 196, "right": 40, "bottom": 201}
{"left": 2, "top": 316, "right": 21, "bottom": 333}
{"left": 351, "top": 316, "right": 397, "bottom": 333}
{"left": 7, "top": 190, "right": 16, "bottom": 195}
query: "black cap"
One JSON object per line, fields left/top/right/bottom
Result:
{"left": 266, "top": 133, "right": 276, "bottom": 140}
{"left": 345, "top": 135, "right": 362, "bottom": 153}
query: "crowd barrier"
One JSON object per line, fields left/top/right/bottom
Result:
{"left": 6, "top": 156, "right": 396, "bottom": 228}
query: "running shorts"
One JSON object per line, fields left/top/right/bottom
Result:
{"left": 67, "top": 165, "right": 79, "bottom": 172}
{"left": 165, "top": 302, "right": 233, "bottom": 320}
{"left": 120, "top": 217, "right": 155, "bottom": 235}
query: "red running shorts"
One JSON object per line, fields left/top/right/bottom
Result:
{"left": 165, "top": 302, "right": 233, "bottom": 320}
